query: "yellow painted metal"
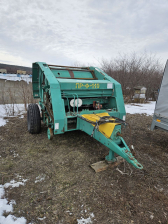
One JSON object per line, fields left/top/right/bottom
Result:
{"left": 81, "top": 112, "right": 118, "bottom": 138}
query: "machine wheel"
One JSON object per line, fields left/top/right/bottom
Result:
{"left": 27, "top": 104, "right": 41, "bottom": 134}
{"left": 47, "top": 128, "right": 53, "bottom": 140}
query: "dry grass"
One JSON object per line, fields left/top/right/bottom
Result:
{"left": 0, "top": 114, "right": 168, "bottom": 223}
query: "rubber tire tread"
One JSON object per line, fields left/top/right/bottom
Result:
{"left": 27, "top": 104, "right": 41, "bottom": 134}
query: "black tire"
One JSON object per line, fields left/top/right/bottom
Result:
{"left": 27, "top": 104, "right": 41, "bottom": 134}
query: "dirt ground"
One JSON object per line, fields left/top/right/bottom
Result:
{"left": 0, "top": 113, "right": 168, "bottom": 224}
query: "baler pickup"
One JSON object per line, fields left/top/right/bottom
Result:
{"left": 27, "top": 62, "right": 143, "bottom": 171}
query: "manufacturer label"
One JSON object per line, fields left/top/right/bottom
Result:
{"left": 76, "top": 83, "right": 100, "bottom": 89}
{"left": 55, "top": 123, "right": 59, "bottom": 130}
{"left": 107, "top": 83, "right": 113, "bottom": 89}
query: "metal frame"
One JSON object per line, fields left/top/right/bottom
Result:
{"left": 32, "top": 62, "right": 143, "bottom": 169}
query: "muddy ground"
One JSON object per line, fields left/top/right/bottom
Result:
{"left": 0, "top": 113, "right": 168, "bottom": 224}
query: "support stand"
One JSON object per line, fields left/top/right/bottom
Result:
{"left": 91, "top": 156, "right": 124, "bottom": 173}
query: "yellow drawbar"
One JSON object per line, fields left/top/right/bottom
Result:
{"left": 81, "top": 112, "right": 119, "bottom": 138}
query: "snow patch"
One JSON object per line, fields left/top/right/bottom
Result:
{"left": 0, "top": 214, "right": 26, "bottom": 224}
{"left": 0, "top": 118, "right": 7, "bottom": 127}
{"left": 4, "top": 178, "right": 28, "bottom": 189}
{"left": 0, "top": 104, "right": 26, "bottom": 127}
{"left": 0, "top": 74, "right": 32, "bottom": 84}
{"left": 77, "top": 213, "right": 94, "bottom": 224}
{"left": 0, "top": 180, "right": 27, "bottom": 224}
{"left": 125, "top": 101, "right": 156, "bottom": 116}
{"left": 35, "top": 174, "right": 45, "bottom": 183}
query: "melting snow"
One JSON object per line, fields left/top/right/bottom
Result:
{"left": 0, "top": 118, "right": 7, "bottom": 127}
{"left": 35, "top": 174, "right": 45, "bottom": 183}
{"left": 0, "top": 104, "right": 26, "bottom": 127}
{"left": 77, "top": 213, "right": 94, "bottom": 224}
{"left": 0, "top": 176, "right": 28, "bottom": 224}
{"left": 125, "top": 101, "right": 156, "bottom": 116}
{"left": 4, "top": 179, "right": 27, "bottom": 189}
{"left": 0, "top": 74, "right": 32, "bottom": 84}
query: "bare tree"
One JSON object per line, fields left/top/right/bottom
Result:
{"left": 0, "top": 78, "right": 36, "bottom": 116}
{"left": 101, "top": 52, "right": 163, "bottom": 101}
{"left": 18, "top": 79, "right": 36, "bottom": 111}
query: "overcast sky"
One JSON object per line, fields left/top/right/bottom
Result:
{"left": 0, "top": 0, "right": 167, "bottom": 67}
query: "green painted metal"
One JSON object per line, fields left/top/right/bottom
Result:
{"left": 78, "top": 117, "right": 142, "bottom": 169}
{"left": 52, "top": 69, "right": 94, "bottom": 79}
{"left": 47, "top": 128, "right": 51, "bottom": 140}
{"left": 32, "top": 62, "right": 143, "bottom": 169}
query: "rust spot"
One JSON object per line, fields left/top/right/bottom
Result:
{"left": 93, "top": 101, "right": 96, "bottom": 108}
{"left": 68, "top": 70, "right": 74, "bottom": 78}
